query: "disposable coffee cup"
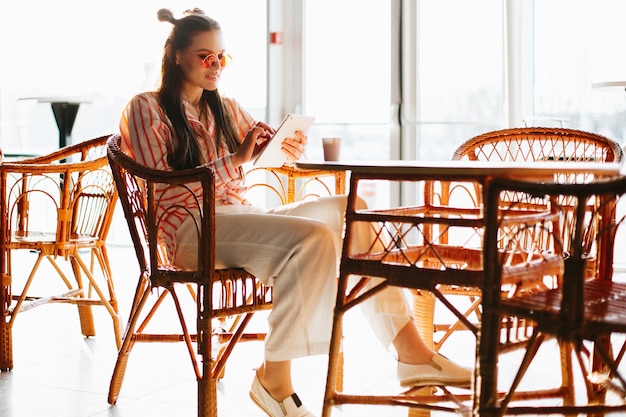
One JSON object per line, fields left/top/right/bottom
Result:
{"left": 322, "top": 137, "right": 341, "bottom": 161}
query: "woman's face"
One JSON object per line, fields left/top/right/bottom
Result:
{"left": 176, "top": 29, "right": 227, "bottom": 92}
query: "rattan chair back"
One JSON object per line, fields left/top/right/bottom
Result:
{"left": 414, "top": 127, "right": 623, "bottom": 406}
{"left": 0, "top": 135, "right": 120, "bottom": 371}
{"left": 453, "top": 127, "right": 623, "bottom": 162}
{"left": 106, "top": 134, "right": 272, "bottom": 417}
{"left": 479, "top": 174, "right": 626, "bottom": 416}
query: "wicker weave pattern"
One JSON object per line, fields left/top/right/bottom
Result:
{"left": 449, "top": 127, "right": 623, "bottom": 210}
{"left": 479, "top": 175, "right": 626, "bottom": 416}
{"left": 321, "top": 169, "right": 567, "bottom": 416}
{"left": 420, "top": 128, "right": 624, "bottom": 351}
{"left": 0, "top": 135, "right": 121, "bottom": 371}
{"left": 106, "top": 135, "right": 273, "bottom": 417}
{"left": 246, "top": 165, "right": 345, "bottom": 205}
{"left": 453, "top": 127, "right": 623, "bottom": 164}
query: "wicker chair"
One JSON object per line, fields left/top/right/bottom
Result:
{"left": 106, "top": 135, "right": 273, "bottom": 417}
{"left": 319, "top": 163, "right": 582, "bottom": 416}
{"left": 478, "top": 174, "right": 626, "bottom": 416}
{"left": 418, "top": 127, "right": 624, "bottom": 351}
{"left": 245, "top": 165, "right": 345, "bottom": 206}
{"left": 0, "top": 135, "right": 121, "bottom": 371}
{"left": 453, "top": 127, "right": 623, "bottom": 163}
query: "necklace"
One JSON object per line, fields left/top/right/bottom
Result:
{"left": 191, "top": 102, "right": 203, "bottom": 119}
{"left": 191, "top": 101, "right": 208, "bottom": 129}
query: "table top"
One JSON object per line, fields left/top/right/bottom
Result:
{"left": 591, "top": 80, "right": 626, "bottom": 92}
{"left": 296, "top": 160, "right": 623, "bottom": 178}
{"left": 18, "top": 96, "right": 93, "bottom": 105}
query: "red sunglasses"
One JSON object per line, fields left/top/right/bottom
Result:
{"left": 199, "top": 52, "right": 233, "bottom": 69}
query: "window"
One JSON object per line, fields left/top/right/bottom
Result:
{"left": 0, "top": 1, "right": 266, "bottom": 244}
{"left": 304, "top": 0, "right": 392, "bottom": 163}
{"left": 533, "top": 0, "right": 626, "bottom": 269}
{"left": 534, "top": 0, "right": 626, "bottom": 141}
{"left": 0, "top": 1, "right": 266, "bottom": 153}
{"left": 303, "top": 0, "right": 392, "bottom": 208}
{"left": 408, "top": 0, "right": 505, "bottom": 161}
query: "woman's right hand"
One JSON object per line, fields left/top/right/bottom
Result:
{"left": 231, "top": 122, "right": 274, "bottom": 168}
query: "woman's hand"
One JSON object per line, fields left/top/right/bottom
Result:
{"left": 282, "top": 130, "right": 308, "bottom": 166}
{"left": 231, "top": 121, "right": 274, "bottom": 168}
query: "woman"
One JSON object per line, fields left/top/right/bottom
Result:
{"left": 120, "top": 8, "right": 471, "bottom": 417}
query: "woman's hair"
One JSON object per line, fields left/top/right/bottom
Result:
{"left": 157, "top": 8, "right": 242, "bottom": 172}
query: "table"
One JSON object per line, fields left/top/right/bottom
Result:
{"left": 19, "top": 96, "right": 92, "bottom": 149}
{"left": 298, "top": 159, "right": 623, "bottom": 290}
{"left": 297, "top": 159, "right": 623, "bottom": 416}
{"left": 298, "top": 159, "right": 622, "bottom": 177}
{"left": 592, "top": 80, "right": 626, "bottom": 92}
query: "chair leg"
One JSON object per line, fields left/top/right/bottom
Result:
{"left": 108, "top": 351, "right": 131, "bottom": 405}
{"left": 615, "top": 339, "right": 626, "bottom": 369}
{"left": 589, "top": 336, "right": 626, "bottom": 401}
{"left": 169, "top": 286, "right": 201, "bottom": 379}
{"left": 499, "top": 330, "right": 544, "bottom": 411}
{"left": 0, "top": 322, "right": 12, "bottom": 371}
{"left": 407, "top": 394, "right": 435, "bottom": 417}
{"left": 198, "top": 281, "right": 217, "bottom": 417}
{"left": 90, "top": 246, "right": 121, "bottom": 347}
{"left": 69, "top": 256, "right": 96, "bottom": 338}
{"left": 322, "top": 309, "right": 345, "bottom": 417}
{"left": 0, "top": 265, "right": 12, "bottom": 371}
{"left": 409, "top": 294, "right": 436, "bottom": 417}
{"left": 198, "top": 375, "right": 218, "bottom": 417}
{"left": 10, "top": 254, "right": 46, "bottom": 320}
{"left": 559, "top": 341, "right": 575, "bottom": 405}
{"left": 71, "top": 252, "right": 122, "bottom": 348}
{"left": 94, "top": 246, "right": 118, "bottom": 312}
{"left": 108, "top": 276, "right": 152, "bottom": 405}
{"left": 76, "top": 305, "right": 96, "bottom": 338}
{"left": 413, "top": 290, "right": 435, "bottom": 349}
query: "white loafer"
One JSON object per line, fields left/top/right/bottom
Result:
{"left": 397, "top": 353, "right": 472, "bottom": 388}
{"left": 249, "top": 374, "right": 316, "bottom": 417}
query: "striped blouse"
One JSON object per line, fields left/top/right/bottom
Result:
{"left": 119, "top": 91, "right": 256, "bottom": 259}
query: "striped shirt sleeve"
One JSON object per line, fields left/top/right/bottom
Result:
{"left": 118, "top": 92, "right": 258, "bottom": 260}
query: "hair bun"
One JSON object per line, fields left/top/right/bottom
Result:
{"left": 183, "top": 8, "right": 206, "bottom": 16}
{"left": 157, "top": 8, "right": 176, "bottom": 24}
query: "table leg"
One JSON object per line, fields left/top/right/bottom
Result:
{"left": 51, "top": 102, "right": 80, "bottom": 149}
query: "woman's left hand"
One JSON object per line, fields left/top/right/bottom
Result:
{"left": 282, "top": 131, "right": 308, "bottom": 166}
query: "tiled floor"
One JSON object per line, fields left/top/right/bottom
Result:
{"left": 0, "top": 245, "right": 620, "bottom": 416}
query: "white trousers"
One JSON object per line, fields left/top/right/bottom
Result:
{"left": 174, "top": 195, "right": 412, "bottom": 361}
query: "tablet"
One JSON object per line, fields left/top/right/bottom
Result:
{"left": 253, "top": 114, "right": 315, "bottom": 167}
